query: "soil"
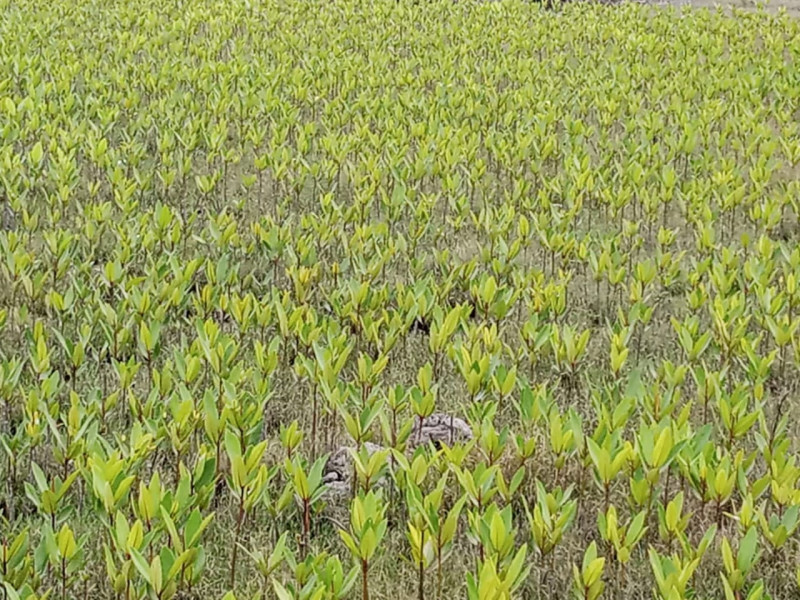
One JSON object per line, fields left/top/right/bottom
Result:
{"left": 651, "top": 0, "right": 800, "bottom": 15}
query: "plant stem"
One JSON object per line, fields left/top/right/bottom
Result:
{"left": 311, "top": 382, "right": 318, "bottom": 459}
{"left": 437, "top": 543, "right": 443, "bottom": 600}
{"left": 302, "top": 498, "right": 310, "bottom": 557}
{"left": 230, "top": 493, "right": 246, "bottom": 590}
{"left": 418, "top": 530, "right": 425, "bottom": 600}
{"left": 62, "top": 557, "right": 67, "bottom": 600}
{"left": 361, "top": 558, "right": 369, "bottom": 600}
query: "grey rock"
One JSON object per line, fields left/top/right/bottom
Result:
{"left": 408, "top": 412, "right": 473, "bottom": 450}
{"left": 322, "top": 441, "right": 385, "bottom": 498}
{"left": 321, "top": 413, "right": 473, "bottom": 500}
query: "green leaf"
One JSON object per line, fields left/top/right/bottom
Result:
{"left": 130, "top": 548, "right": 152, "bottom": 586}
{"left": 737, "top": 527, "right": 759, "bottom": 573}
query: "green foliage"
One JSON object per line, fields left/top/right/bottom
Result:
{"left": 1, "top": 0, "right": 799, "bottom": 598}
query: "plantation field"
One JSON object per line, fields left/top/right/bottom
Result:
{"left": 1, "top": 0, "right": 800, "bottom": 599}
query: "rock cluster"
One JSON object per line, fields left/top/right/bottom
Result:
{"left": 322, "top": 441, "right": 385, "bottom": 497}
{"left": 321, "top": 413, "right": 473, "bottom": 499}
{"left": 408, "top": 412, "right": 472, "bottom": 449}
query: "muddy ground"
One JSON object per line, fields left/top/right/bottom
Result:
{"left": 652, "top": 0, "right": 800, "bottom": 16}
